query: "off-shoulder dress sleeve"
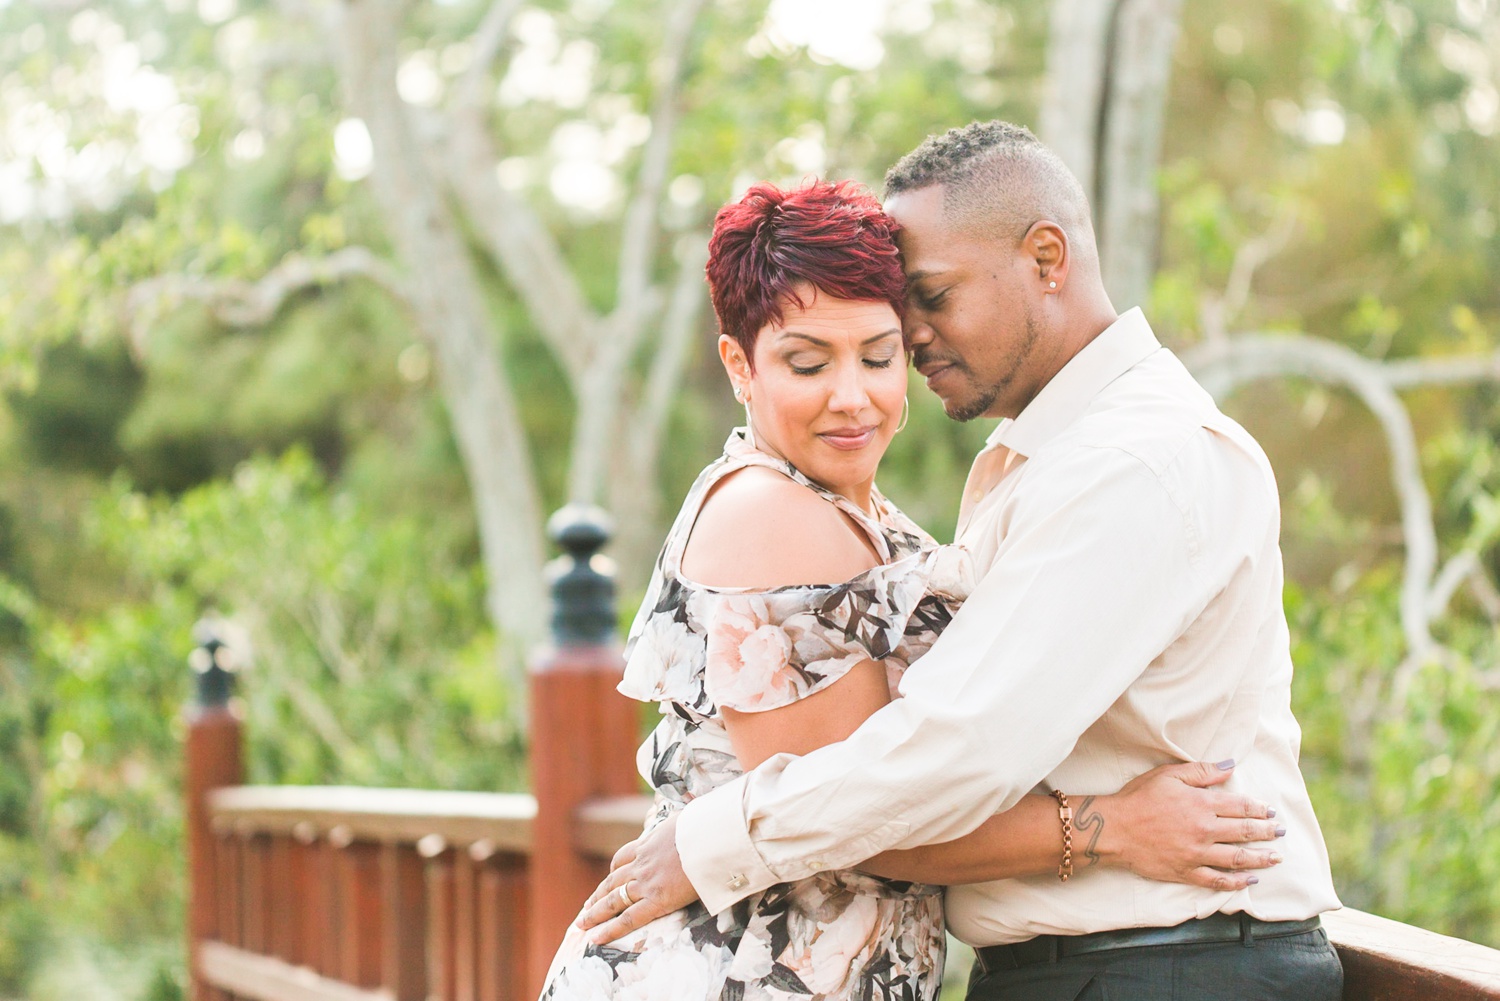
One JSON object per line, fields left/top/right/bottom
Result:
{"left": 698, "top": 555, "right": 953, "bottom": 713}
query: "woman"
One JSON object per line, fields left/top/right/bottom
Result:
{"left": 540, "top": 180, "right": 1279, "bottom": 1001}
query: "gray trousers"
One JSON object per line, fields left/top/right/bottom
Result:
{"left": 966, "top": 928, "right": 1343, "bottom": 1001}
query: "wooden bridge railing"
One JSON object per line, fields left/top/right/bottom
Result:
{"left": 194, "top": 785, "right": 648, "bottom": 1001}
{"left": 184, "top": 507, "right": 1500, "bottom": 1001}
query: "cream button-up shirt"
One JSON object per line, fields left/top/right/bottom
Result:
{"left": 675, "top": 308, "right": 1340, "bottom": 945}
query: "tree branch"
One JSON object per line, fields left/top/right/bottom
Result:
{"left": 124, "top": 247, "right": 409, "bottom": 353}
{"left": 1427, "top": 551, "right": 1481, "bottom": 622}
{"left": 635, "top": 236, "right": 709, "bottom": 454}
{"left": 442, "top": 100, "right": 597, "bottom": 380}
{"left": 1468, "top": 566, "right": 1500, "bottom": 622}
{"left": 1183, "top": 333, "right": 1440, "bottom": 657}
{"left": 1382, "top": 351, "right": 1500, "bottom": 389}
{"left": 455, "top": 0, "right": 525, "bottom": 112}
{"left": 1220, "top": 208, "right": 1299, "bottom": 327}
{"left": 613, "top": 0, "right": 708, "bottom": 325}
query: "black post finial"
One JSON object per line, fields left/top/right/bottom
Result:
{"left": 190, "top": 616, "right": 241, "bottom": 709}
{"left": 546, "top": 504, "right": 617, "bottom": 646}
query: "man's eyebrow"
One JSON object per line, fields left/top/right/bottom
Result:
{"left": 777, "top": 329, "right": 902, "bottom": 346}
{"left": 904, "top": 268, "right": 948, "bottom": 283}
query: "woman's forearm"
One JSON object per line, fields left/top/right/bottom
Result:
{"left": 861, "top": 792, "right": 1111, "bottom": 885}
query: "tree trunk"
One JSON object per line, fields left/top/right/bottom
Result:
{"left": 1041, "top": 0, "right": 1184, "bottom": 311}
{"left": 333, "top": 0, "right": 548, "bottom": 678}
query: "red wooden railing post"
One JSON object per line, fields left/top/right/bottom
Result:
{"left": 184, "top": 620, "right": 245, "bottom": 1001}
{"left": 526, "top": 505, "right": 640, "bottom": 997}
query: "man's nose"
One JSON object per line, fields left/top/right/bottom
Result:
{"left": 903, "top": 313, "right": 934, "bottom": 348}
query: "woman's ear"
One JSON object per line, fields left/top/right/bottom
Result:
{"left": 719, "top": 335, "right": 752, "bottom": 396}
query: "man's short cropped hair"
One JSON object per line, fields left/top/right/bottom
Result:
{"left": 884, "top": 120, "right": 1095, "bottom": 254}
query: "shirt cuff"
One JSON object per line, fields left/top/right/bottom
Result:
{"left": 676, "top": 775, "right": 780, "bottom": 914}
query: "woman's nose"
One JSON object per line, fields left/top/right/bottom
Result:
{"left": 828, "top": 364, "right": 872, "bottom": 414}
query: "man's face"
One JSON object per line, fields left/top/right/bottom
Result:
{"left": 885, "top": 184, "right": 1045, "bottom": 422}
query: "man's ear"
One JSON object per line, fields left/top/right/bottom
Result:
{"left": 1024, "top": 220, "right": 1070, "bottom": 295}
{"left": 719, "top": 335, "right": 752, "bottom": 393}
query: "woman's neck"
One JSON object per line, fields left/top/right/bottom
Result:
{"left": 746, "top": 424, "right": 876, "bottom": 515}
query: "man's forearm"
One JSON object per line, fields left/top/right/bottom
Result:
{"left": 860, "top": 792, "right": 1101, "bottom": 885}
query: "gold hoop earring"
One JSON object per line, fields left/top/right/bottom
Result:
{"left": 895, "top": 395, "right": 910, "bottom": 433}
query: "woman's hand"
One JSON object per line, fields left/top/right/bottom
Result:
{"left": 1085, "top": 759, "right": 1286, "bottom": 891}
{"left": 576, "top": 813, "right": 700, "bottom": 945}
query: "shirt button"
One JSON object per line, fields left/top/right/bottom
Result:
{"left": 807, "top": 859, "right": 824, "bottom": 871}
{"left": 727, "top": 873, "right": 747, "bottom": 890}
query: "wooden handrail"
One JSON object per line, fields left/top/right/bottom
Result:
{"left": 198, "top": 941, "right": 386, "bottom": 1001}
{"left": 1325, "top": 908, "right": 1500, "bottom": 999}
{"left": 209, "top": 785, "right": 537, "bottom": 852}
{"left": 207, "top": 786, "right": 653, "bottom": 861}
{"left": 574, "top": 795, "right": 654, "bottom": 858}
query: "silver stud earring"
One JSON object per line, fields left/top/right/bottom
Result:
{"left": 733, "top": 385, "right": 744, "bottom": 402}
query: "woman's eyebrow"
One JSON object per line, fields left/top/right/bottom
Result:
{"left": 777, "top": 331, "right": 830, "bottom": 346}
{"left": 778, "top": 329, "right": 901, "bottom": 346}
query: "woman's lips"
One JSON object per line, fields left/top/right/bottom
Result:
{"left": 818, "top": 426, "right": 878, "bottom": 450}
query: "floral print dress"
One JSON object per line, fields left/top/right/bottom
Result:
{"left": 541, "top": 429, "right": 973, "bottom": 1001}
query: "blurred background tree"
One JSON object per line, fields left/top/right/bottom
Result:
{"left": 0, "top": 0, "right": 1496, "bottom": 997}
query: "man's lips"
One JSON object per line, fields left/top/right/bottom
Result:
{"left": 915, "top": 354, "right": 959, "bottom": 377}
{"left": 817, "top": 426, "right": 879, "bottom": 450}
{"left": 917, "top": 358, "right": 959, "bottom": 388}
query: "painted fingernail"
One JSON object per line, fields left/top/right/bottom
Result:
{"left": 1269, "top": 852, "right": 1284, "bottom": 865}
{"left": 1266, "top": 808, "right": 1276, "bottom": 818}
{"left": 1275, "top": 827, "right": 1287, "bottom": 838}
{"left": 1247, "top": 876, "right": 1260, "bottom": 885}
{"left": 1216, "top": 758, "right": 1235, "bottom": 770}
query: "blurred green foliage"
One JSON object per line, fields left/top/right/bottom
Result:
{"left": 0, "top": 0, "right": 1497, "bottom": 998}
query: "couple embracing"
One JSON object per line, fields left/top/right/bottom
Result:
{"left": 541, "top": 121, "right": 1344, "bottom": 1001}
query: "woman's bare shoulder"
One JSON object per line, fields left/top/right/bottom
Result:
{"left": 680, "top": 466, "right": 879, "bottom": 589}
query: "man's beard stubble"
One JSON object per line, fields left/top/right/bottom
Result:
{"left": 920, "top": 312, "right": 1040, "bottom": 424}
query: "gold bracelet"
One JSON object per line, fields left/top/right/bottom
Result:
{"left": 1052, "top": 789, "right": 1074, "bottom": 882}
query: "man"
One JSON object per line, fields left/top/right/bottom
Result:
{"left": 585, "top": 121, "right": 1343, "bottom": 999}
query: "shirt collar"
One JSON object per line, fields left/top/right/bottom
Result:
{"left": 987, "top": 307, "right": 1161, "bottom": 457}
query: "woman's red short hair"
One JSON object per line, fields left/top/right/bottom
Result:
{"left": 705, "top": 179, "right": 906, "bottom": 366}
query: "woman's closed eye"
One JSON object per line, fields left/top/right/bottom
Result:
{"left": 788, "top": 355, "right": 896, "bottom": 375}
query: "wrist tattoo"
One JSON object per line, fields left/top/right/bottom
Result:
{"left": 1075, "top": 796, "right": 1105, "bottom": 867}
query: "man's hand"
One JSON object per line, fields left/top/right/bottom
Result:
{"left": 1091, "top": 760, "right": 1286, "bottom": 891}
{"left": 577, "top": 812, "right": 700, "bottom": 944}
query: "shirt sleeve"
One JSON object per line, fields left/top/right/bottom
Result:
{"left": 676, "top": 443, "right": 1217, "bottom": 912}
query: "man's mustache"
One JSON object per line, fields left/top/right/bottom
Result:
{"left": 913, "top": 350, "right": 964, "bottom": 372}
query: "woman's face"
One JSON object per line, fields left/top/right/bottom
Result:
{"left": 722, "top": 286, "right": 907, "bottom": 509}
